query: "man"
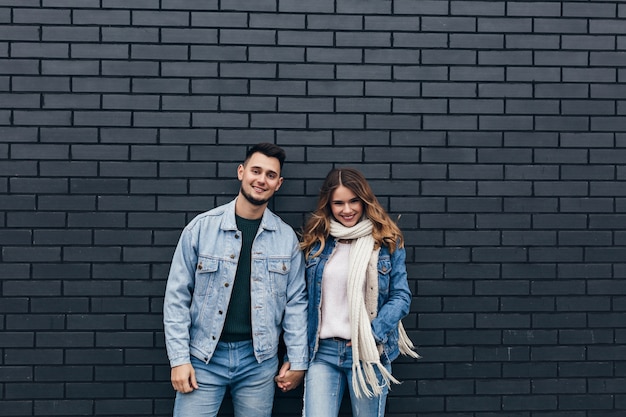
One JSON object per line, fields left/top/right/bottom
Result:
{"left": 163, "top": 143, "right": 307, "bottom": 417}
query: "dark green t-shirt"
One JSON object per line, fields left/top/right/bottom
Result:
{"left": 220, "top": 215, "right": 261, "bottom": 342}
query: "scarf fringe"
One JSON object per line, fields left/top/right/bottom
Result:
{"left": 352, "top": 360, "right": 399, "bottom": 399}
{"left": 398, "top": 321, "right": 421, "bottom": 359}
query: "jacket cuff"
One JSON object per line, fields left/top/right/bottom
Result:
{"left": 169, "top": 354, "right": 191, "bottom": 368}
{"left": 286, "top": 360, "right": 308, "bottom": 371}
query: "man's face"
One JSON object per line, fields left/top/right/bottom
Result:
{"left": 237, "top": 152, "right": 283, "bottom": 206}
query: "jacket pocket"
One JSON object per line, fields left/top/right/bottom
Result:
{"left": 377, "top": 257, "right": 392, "bottom": 299}
{"left": 268, "top": 257, "right": 290, "bottom": 297}
{"left": 194, "top": 256, "right": 219, "bottom": 296}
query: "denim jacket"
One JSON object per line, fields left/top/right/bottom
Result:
{"left": 306, "top": 238, "right": 412, "bottom": 364}
{"left": 164, "top": 199, "right": 308, "bottom": 370}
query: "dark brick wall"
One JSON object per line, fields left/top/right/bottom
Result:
{"left": 1, "top": 1, "right": 625, "bottom": 416}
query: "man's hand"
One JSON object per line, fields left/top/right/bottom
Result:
{"left": 171, "top": 363, "right": 198, "bottom": 393}
{"left": 274, "top": 361, "right": 305, "bottom": 392}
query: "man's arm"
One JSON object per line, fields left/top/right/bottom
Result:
{"left": 163, "top": 228, "right": 197, "bottom": 369}
{"left": 279, "top": 238, "right": 309, "bottom": 371}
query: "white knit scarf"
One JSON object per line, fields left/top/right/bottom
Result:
{"left": 329, "top": 218, "right": 420, "bottom": 398}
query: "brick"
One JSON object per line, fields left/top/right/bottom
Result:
{"left": 71, "top": 77, "right": 130, "bottom": 93}
{"left": 70, "top": 179, "right": 129, "bottom": 194}
{"left": 33, "top": 400, "right": 93, "bottom": 416}
{"left": 161, "top": 0, "right": 216, "bottom": 10}
{"left": 13, "top": 77, "right": 70, "bottom": 92}
{"left": 39, "top": 161, "right": 97, "bottom": 177}
{"left": 101, "top": 128, "right": 158, "bottom": 144}
{"left": 570, "top": 132, "right": 616, "bottom": 148}
{"left": 219, "top": 28, "right": 276, "bottom": 46}
{"left": 66, "top": 382, "right": 124, "bottom": 398}
{"left": 4, "top": 348, "right": 64, "bottom": 365}
{"left": 74, "top": 111, "right": 132, "bottom": 127}
{"left": 101, "top": 27, "right": 158, "bottom": 43}
{"left": 191, "top": 12, "right": 245, "bottom": 29}
{"left": 0, "top": 25, "right": 39, "bottom": 41}
{"left": 73, "top": 9, "right": 129, "bottom": 25}
{"left": 161, "top": 28, "right": 218, "bottom": 45}
{"left": 6, "top": 383, "right": 64, "bottom": 399}
{"left": 13, "top": 8, "right": 71, "bottom": 24}
{"left": 35, "top": 331, "right": 92, "bottom": 347}
{"left": 31, "top": 264, "right": 90, "bottom": 280}
{"left": 248, "top": 13, "right": 303, "bottom": 30}
{"left": 63, "top": 247, "right": 122, "bottom": 262}
{"left": 131, "top": 44, "right": 189, "bottom": 61}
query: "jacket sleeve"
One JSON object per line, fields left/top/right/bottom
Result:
{"left": 281, "top": 236, "right": 309, "bottom": 371}
{"left": 163, "top": 227, "right": 197, "bottom": 368}
{"left": 371, "top": 245, "right": 412, "bottom": 344}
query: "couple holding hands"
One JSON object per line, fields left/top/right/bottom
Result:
{"left": 164, "top": 143, "right": 419, "bottom": 417}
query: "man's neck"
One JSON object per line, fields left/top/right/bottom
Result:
{"left": 235, "top": 194, "right": 267, "bottom": 220}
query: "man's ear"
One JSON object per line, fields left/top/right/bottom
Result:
{"left": 237, "top": 164, "right": 244, "bottom": 180}
{"left": 275, "top": 177, "right": 284, "bottom": 191}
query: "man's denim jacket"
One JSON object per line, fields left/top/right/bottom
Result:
{"left": 164, "top": 198, "right": 308, "bottom": 371}
{"left": 305, "top": 238, "right": 412, "bottom": 364}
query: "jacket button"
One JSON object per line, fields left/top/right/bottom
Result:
{"left": 218, "top": 310, "right": 223, "bottom": 315}
{"left": 235, "top": 234, "right": 240, "bottom": 239}
{"left": 282, "top": 264, "right": 286, "bottom": 271}
{"left": 224, "top": 283, "right": 229, "bottom": 287}
{"left": 230, "top": 254, "right": 235, "bottom": 259}
{"left": 382, "top": 267, "right": 387, "bottom": 272}
{"left": 197, "top": 263, "right": 202, "bottom": 270}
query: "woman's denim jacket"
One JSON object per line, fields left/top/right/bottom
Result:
{"left": 164, "top": 198, "right": 308, "bottom": 371}
{"left": 305, "top": 238, "right": 412, "bottom": 364}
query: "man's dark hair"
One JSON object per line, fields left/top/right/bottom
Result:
{"left": 244, "top": 142, "right": 286, "bottom": 170}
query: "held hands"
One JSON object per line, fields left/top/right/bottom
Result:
{"left": 274, "top": 361, "right": 304, "bottom": 392}
{"left": 171, "top": 363, "right": 198, "bottom": 394}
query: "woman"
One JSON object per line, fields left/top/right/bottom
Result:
{"left": 300, "top": 168, "right": 419, "bottom": 417}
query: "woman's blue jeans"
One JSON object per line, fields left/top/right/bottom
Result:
{"left": 173, "top": 340, "right": 278, "bottom": 417}
{"left": 303, "top": 338, "right": 390, "bottom": 417}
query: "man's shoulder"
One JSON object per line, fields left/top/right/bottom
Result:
{"left": 186, "top": 201, "right": 232, "bottom": 229}
{"left": 264, "top": 209, "right": 297, "bottom": 234}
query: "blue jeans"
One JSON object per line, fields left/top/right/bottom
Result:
{"left": 303, "top": 339, "right": 390, "bottom": 417}
{"left": 173, "top": 340, "right": 278, "bottom": 417}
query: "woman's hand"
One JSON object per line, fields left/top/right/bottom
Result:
{"left": 274, "top": 361, "right": 305, "bottom": 392}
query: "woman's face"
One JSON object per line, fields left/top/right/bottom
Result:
{"left": 329, "top": 185, "right": 363, "bottom": 228}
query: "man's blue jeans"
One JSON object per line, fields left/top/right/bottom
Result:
{"left": 173, "top": 340, "right": 278, "bottom": 417}
{"left": 303, "top": 338, "right": 390, "bottom": 417}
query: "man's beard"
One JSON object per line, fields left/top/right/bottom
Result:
{"left": 240, "top": 186, "right": 270, "bottom": 206}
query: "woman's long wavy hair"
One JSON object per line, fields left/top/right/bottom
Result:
{"left": 301, "top": 168, "right": 404, "bottom": 258}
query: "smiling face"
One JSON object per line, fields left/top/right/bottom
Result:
{"left": 237, "top": 151, "right": 283, "bottom": 209}
{"left": 330, "top": 185, "right": 364, "bottom": 228}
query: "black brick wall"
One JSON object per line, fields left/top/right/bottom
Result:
{"left": 1, "top": 1, "right": 625, "bottom": 416}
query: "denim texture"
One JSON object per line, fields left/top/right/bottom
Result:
{"left": 303, "top": 338, "right": 390, "bottom": 417}
{"left": 164, "top": 198, "right": 308, "bottom": 369}
{"left": 173, "top": 340, "right": 278, "bottom": 417}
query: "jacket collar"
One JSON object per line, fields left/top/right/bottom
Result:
{"left": 220, "top": 198, "right": 279, "bottom": 232}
